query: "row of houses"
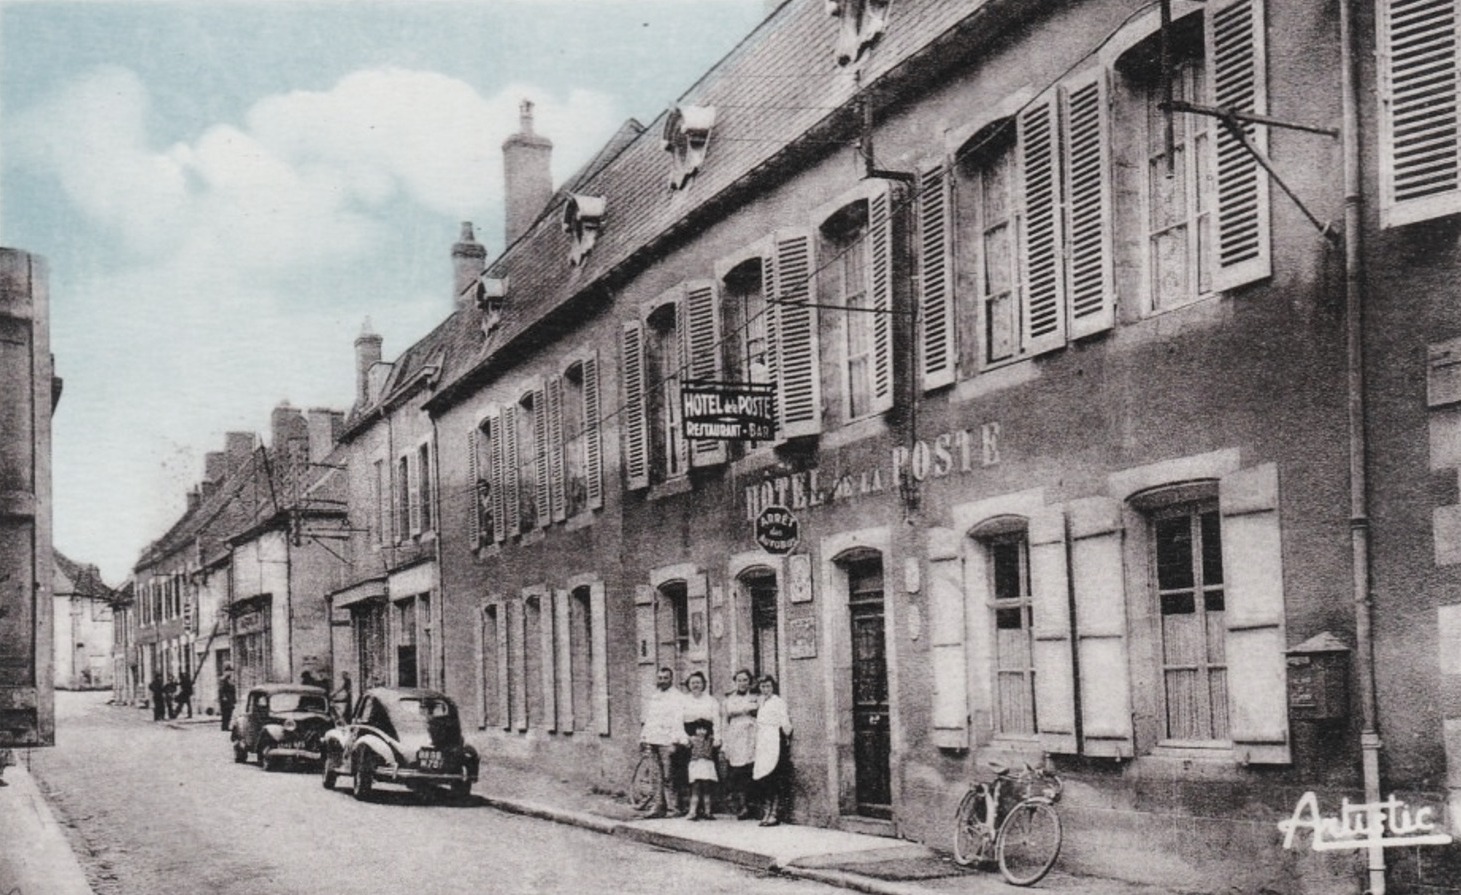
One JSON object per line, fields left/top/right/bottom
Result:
{"left": 123, "top": 1, "right": 1461, "bottom": 891}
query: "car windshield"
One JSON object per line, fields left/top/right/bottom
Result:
{"left": 268, "top": 693, "right": 328, "bottom": 714}
{"left": 394, "top": 697, "right": 460, "bottom": 737}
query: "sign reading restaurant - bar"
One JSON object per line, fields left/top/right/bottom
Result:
{"left": 681, "top": 380, "right": 777, "bottom": 441}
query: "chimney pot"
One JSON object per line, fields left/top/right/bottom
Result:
{"left": 451, "top": 222, "right": 488, "bottom": 311}
{"left": 354, "top": 318, "right": 383, "bottom": 409}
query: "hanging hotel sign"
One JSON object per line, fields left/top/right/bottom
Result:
{"left": 755, "top": 505, "right": 800, "bottom": 554}
{"left": 1277, "top": 791, "right": 1454, "bottom": 852}
{"left": 682, "top": 380, "right": 777, "bottom": 441}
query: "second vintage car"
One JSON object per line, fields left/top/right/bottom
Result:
{"left": 230, "top": 683, "right": 333, "bottom": 771}
{"left": 321, "top": 687, "right": 479, "bottom": 801}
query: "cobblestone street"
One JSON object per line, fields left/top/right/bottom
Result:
{"left": 26, "top": 691, "right": 837, "bottom": 894}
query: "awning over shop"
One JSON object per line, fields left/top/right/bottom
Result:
{"left": 330, "top": 577, "right": 387, "bottom": 610}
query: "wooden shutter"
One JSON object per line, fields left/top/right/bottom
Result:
{"left": 635, "top": 584, "right": 656, "bottom": 666}
{"left": 408, "top": 453, "right": 422, "bottom": 535}
{"left": 927, "top": 528, "right": 968, "bottom": 750}
{"left": 682, "top": 280, "right": 728, "bottom": 466}
{"left": 1380, "top": 0, "right": 1461, "bottom": 227}
{"left": 591, "top": 581, "right": 610, "bottom": 735}
{"left": 1068, "top": 497, "right": 1134, "bottom": 757}
{"left": 539, "top": 592, "right": 557, "bottom": 732}
{"left": 532, "top": 386, "right": 549, "bottom": 528}
{"left": 868, "top": 186, "right": 896, "bottom": 416}
{"left": 1018, "top": 97, "right": 1067, "bottom": 356}
{"left": 547, "top": 377, "right": 566, "bottom": 523}
{"left": 919, "top": 164, "right": 956, "bottom": 391}
{"left": 554, "top": 587, "right": 574, "bottom": 732}
{"left": 512, "top": 598, "right": 528, "bottom": 731}
{"left": 621, "top": 320, "right": 650, "bottom": 490}
{"left": 488, "top": 414, "right": 506, "bottom": 544}
{"left": 770, "top": 230, "right": 821, "bottom": 439}
{"left": 1061, "top": 71, "right": 1115, "bottom": 339}
{"left": 1208, "top": 0, "right": 1272, "bottom": 290}
{"left": 500, "top": 406, "right": 520, "bottom": 539}
{"left": 467, "top": 428, "right": 481, "bottom": 546}
{"left": 1219, "top": 463, "right": 1290, "bottom": 763}
{"left": 582, "top": 351, "right": 604, "bottom": 509}
{"left": 495, "top": 601, "right": 511, "bottom": 730}
{"left": 1028, "top": 505, "right": 1078, "bottom": 753}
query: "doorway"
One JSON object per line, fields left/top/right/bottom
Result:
{"left": 847, "top": 555, "right": 891, "bottom": 818}
{"left": 743, "top": 569, "right": 779, "bottom": 679}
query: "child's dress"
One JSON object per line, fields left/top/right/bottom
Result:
{"left": 688, "top": 732, "right": 719, "bottom": 783}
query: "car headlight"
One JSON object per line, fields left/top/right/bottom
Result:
{"left": 283, "top": 719, "right": 296, "bottom": 732}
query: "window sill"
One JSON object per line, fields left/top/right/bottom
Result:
{"left": 953, "top": 358, "right": 1041, "bottom": 405}
{"left": 649, "top": 476, "right": 693, "bottom": 501}
{"left": 564, "top": 510, "right": 596, "bottom": 532}
{"left": 823, "top": 414, "right": 887, "bottom": 450}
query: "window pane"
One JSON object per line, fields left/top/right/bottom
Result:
{"left": 1153, "top": 227, "right": 1190, "bottom": 304}
{"left": 1155, "top": 516, "right": 1195, "bottom": 590}
{"left": 1165, "top": 668, "right": 1201, "bottom": 739}
{"left": 1200, "top": 510, "right": 1223, "bottom": 584}
{"left": 991, "top": 540, "right": 1023, "bottom": 600}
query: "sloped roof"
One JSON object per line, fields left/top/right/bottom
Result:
{"left": 54, "top": 550, "right": 119, "bottom": 602}
{"left": 431, "top": 0, "right": 986, "bottom": 407}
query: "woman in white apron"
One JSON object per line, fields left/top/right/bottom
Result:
{"left": 752, "top": 674, "right": 792, "bottom": 826}
{"left": 721, "top": 669, "right": 760, "bottom": 819}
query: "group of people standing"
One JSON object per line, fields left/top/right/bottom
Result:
{"left": 640, "top": 667, "right": 793, "bottom": 826}
{"left": 146, "top": 673, "right": 194, "bottom": 721}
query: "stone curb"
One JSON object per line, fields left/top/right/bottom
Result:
{"left": 479, "top": 793, "right": 942, "bottom": 895}
{"left": 0, "top": 764, "right": 96, "bottom": 895}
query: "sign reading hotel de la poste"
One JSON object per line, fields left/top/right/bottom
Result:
{"left": 682, "top": 380, "right": 778, "bottom": 441}
{"left": 742, "top": 423, "right": 1002, "bottom": 520}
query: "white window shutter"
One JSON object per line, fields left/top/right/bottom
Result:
{"left": 467, "top": 428, "right": 481, "bottom": 546}
{"left": 1018, "top": 97, "right": 1068, "bottom": 356}
{"left": 1061, "top": 70, "right": 1115, "bottom": 339}
{"left": 927, "top": 528, "right": 968, "bottom": 750}
{"left": 533, "top": 386, "right": 549, "bottom": 528}
{"left": 1380, "top": 0, "right": 1461, "bottom": 227}
{"left": 495, "top": 601, "right": 511, "bottom": 730}
{"left": 621, "top": 320, "right": 650, "bottom": 490}
{"left": 408, "top": 454, "right": 422, "bottom": 535}
{"left": 1208, "top": 0, "right": 1272, "bottom": 290}
{"left": 918, "top": 164, "right": 956, "bottom": 391}
{"left": 591, "top": 581, "right": 610, "bottom": 735}
{"left": 501, "top": 406, "right": 520, "bottom": 539}
{"left": 682, "top": 280, "right": 728, "bottom": 466}
{"left": 1028, "top": 505, "right": 1078, "bottom": 754}
{"left": 582, "top": 352, "right": 604, "bottom": 509}
{"left": 512, "top": 598, "right": 528, "bottom": 731}
{"left": 539, "top": 592, "right": 557, "bottom": 733}
{"left": 1219, "top": 463, "right": 1290, "bottom": 764}
{"left": 488, "top": 414, "right": 507, "bottom": 544}
{"left": 554, "top": 588, "right": 573, "bottom": 732}
{"left": 1068, "top": 497, "right": 1134, "bottom": 758}
{"left": 868, "top": 185, "right": 896, "bottom": 415}
{"left": 547, "top": 377, "right": 566, "bottom": 523}
{"left": 770, "top": 230, "right": 821, "bottom": 439}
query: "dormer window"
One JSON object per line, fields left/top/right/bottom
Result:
{"left": 562, "top": 193, "right": 606, "bottom": 266}
{"left": 826, "top": 0, "right": 890, "bottom": 68}
{"left": 476, "top": 275, "right": 508, "bottom": 334}
{"left": 662, "top": 105, "right": 717, "bottom": 190}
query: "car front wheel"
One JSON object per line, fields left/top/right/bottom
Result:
{"left": 259, "top": 740, "right": 277, "bottom": 772}
{"left": 351, "top": 750, "right": 376, "bottom": 801}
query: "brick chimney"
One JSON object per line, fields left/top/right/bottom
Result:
{"left": 271, "top": 402, "right": 308, "bottom": 453}
{"left": 452, "top": 222, "right": 487, "bottom": 310}
{"left": 355, "top": 319, "right": 383, "bottom": 409}
{"left": 502, "top": 99, "right": 553, "bottom": 245}
{"left": 306, "top": 408, "right": 343, "bottom": 464}
{"left": 204, "top": 451, "right": 227, "bottom": 485}
{"left": 224, "top": 432, "right": 255, "bottom": 475}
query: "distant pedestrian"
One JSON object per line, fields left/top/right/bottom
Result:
{"left": 163, "top": 678, "right": 180, "bottom": 719}
{"left": 174, "top": 675, "right": 193, "bottom": 719}
{"left": 218, "top": 671, "right": 236, "bottom": 731}
{"left": 752, "top": 674, "right": 793, "bottom": 827}
{"left": 148, "top": 676, "right": 166, "bottom": 722}
{"left": 331, "top": 672, "right": 353, "bottom": 720}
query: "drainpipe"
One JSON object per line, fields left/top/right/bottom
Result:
{"left": 1339, "top": 1, "right": 1385, "bottom": 893}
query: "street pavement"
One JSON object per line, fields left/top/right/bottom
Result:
{"left": 2, "top": 692, "right": 1191, "bottom": 895}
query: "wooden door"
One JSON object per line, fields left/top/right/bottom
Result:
{"left": 848, "top": 558, "right": 891, "bottom": 817}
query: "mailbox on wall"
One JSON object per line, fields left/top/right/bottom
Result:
{"left": 1287, "top": 631, "right": 1351, "bottom": 722}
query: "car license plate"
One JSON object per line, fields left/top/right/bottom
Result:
{"left": 419, "top": 749, "right": 443, "bottom": 770}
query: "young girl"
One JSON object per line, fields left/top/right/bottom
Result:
{"left": 686, "top": 720, "right": 719, "bottom": 820}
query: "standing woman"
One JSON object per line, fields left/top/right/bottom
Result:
{"left": 752, "top": 674, "right": 793, "bottom": 826}
{"left": 721, "top": 669, "right": 760, "bottom": 819}
{"left": 680, "top": 671, "right": 723, "bottom": 815}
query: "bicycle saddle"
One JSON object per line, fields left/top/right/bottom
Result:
{"left": 986, "top": 759, "right": 1010, "bottom": 775}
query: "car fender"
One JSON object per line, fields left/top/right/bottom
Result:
{"left": 261, "top": 723, "right": 286, "bottom": 741}
{"left": 354, "top": 734, "right": 395, "bottom": 767}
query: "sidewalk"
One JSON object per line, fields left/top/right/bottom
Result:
{"left": 476, "top": 759, "right": 1190, "bottom": 895}
{"left": 0, "top": 754, "right": 94, "bottom": 895}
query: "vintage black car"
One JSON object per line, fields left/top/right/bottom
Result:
{"left": 321, "top": 687, "right": 479, "bottom": 800}
{"left": 230, "top": 683, "right": 332, "bottom": 771}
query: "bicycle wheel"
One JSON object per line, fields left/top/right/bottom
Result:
{"left": 996, "top": 799, "right": 1062, "bottom": 886}
{"left": 629, "top": 754, "right": 661, "bottom": 811}
{"left": 953, "top": 787, "right": 994, "bottom": 867}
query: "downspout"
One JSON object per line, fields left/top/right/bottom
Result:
{"left": 1339, "top": 2, "right": 1385, "bottom": 892}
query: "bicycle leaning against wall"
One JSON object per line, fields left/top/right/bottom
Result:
{"left": 953, "top": 758, "right": 1064, "bottom": 886}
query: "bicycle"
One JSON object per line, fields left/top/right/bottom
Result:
{"left": 953, "top": 759, "right": 1064, "bottom": 886}
{"left": 628, "top": 747, "right": 664, "bottom": 811}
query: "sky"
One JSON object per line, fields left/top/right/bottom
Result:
{"left": 0, "top": 0, "right": 772, "bottom": 584}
